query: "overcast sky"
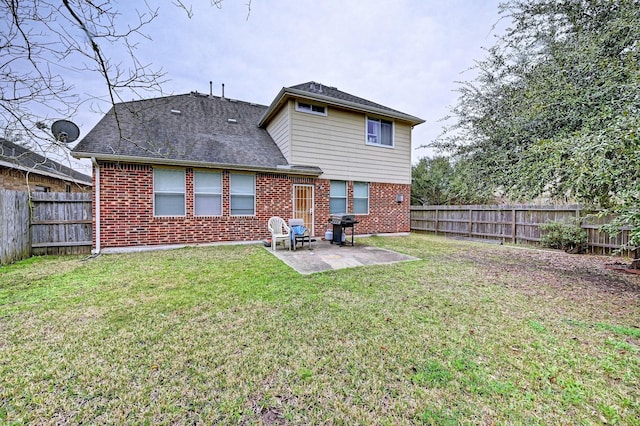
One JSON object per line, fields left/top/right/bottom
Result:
{"left": 69, "top": 0, "right": 505, "bottom": 169}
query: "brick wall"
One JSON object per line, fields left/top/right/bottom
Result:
{"left": 95, "top": 162, "right": 410, "bottom": 249}
{"left": 0, "top": 166, "right": 90, "bottom": 192}
{"left": 356, "top": 181, "right": 411, "bottom": 234}
{"left": 312, "top": 179, "right": 411, "bottom": 237}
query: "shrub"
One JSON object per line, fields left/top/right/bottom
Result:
{"left": 539, "top": 220, "right": 587, "bottom": 253}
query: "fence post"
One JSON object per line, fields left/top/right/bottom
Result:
{"left": 511, "top": 207, "right": 517, "bottom": 243}
{"left": 468, "top": 207, "right": 473, "bottom": 237}
{"left": 435, "top": 207, "right": 439, "bottom": 235}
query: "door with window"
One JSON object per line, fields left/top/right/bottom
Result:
{"left": 293, "top": 184, "right": 314, "bottom": 235}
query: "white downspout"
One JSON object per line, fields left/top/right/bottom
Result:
{"left": 91, "top": 157, "right": 101, "bottom": 254}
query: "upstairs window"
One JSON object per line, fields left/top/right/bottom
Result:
{"left": 194, "top": 171, "right": 222, "bottom": 216}
{"left": 154, "top": 168, "right": 185, "bottom": 216}
{"left": 330, "top": 180, "right": 347, "bottom": 214}
{"left": 366, "top": 117, "right": 394, "bottom": 147}
{"left": 296, "top": 101, "right": 327, "bottom": 116}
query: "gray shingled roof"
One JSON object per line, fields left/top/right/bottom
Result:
{"left": 0, "top": 139, "right": 92, "bottom": 185}
{"left": 72, "top": 93, "right": 313, "bottom": 173}
{"left": 290, "top": 82, "right": 412, "bottom": 116}
{"left": 259, "top": 81, "right": 425, "bottom": 127}
{"left": 73, "top": 84, "right": 423, "bottom": 174}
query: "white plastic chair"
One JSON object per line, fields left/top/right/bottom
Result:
{"left": 268, "top": 216, "right": 291, "bottom": 251}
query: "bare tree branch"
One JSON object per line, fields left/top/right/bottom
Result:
{"left": 0, "top": 0, "right": 250, "bottom": 172}
{"left": 0, "top": 0, "right": 167, "bottom": 154}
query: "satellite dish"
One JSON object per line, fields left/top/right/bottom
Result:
{"left": 51, "top": 119, "right": 80, "bottom": 143}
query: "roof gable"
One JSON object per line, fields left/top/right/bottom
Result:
{"left": 259, "top": 81, "right": 425, "bottom": 127}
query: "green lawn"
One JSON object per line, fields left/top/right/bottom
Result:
{"left": 1, "top": 234, "right": 639, "bottom": 425}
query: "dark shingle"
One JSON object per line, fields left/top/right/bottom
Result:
{"left": 72, "top": 93, "right": 290, "bottom": 169}
{"left": 289, "top": 81, "right": 408, "bottom": 116}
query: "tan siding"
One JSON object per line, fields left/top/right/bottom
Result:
{"left": 290, "top": 108, "right": 412, "bottom": 184}
{"left": 265, "top": 102, "right": 291, "bottom": 161}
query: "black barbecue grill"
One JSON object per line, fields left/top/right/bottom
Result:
{"left": 328, "top": 214, "right": 359, "bottom": 246}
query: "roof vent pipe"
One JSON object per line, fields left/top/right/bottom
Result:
{"left": 210, "top": 81, "right": 213, "bottom": 97}
{"left": 222, "top": 83, "right": 225, "bottom": 99}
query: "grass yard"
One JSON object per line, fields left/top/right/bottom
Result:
{"left": 1, "top": 234, "right": 639, "bottom": 425}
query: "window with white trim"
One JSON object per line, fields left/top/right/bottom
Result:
{"left": 366, "top": 117, "right": 394, "bottom": 147}
{"left": 353, "top": 182, "right": 369, "bottom": 214}
{"left": 194, "top": 171, "right": 222, "bottom": 216}
{"left": 230, "top": 173, "right": 255, "bottom": 216}
{"left": 154, "top": 168, "right": 185, "bottom": 216}
{"left": 296, "top": 101, "right": 327, "bottom": 116}
{"left": 330, "top": 180, "right": 347, "bottom": 214}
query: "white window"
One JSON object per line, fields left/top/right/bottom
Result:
{"left": 154, "top": 168, "right": 185, "bottom": 216}
{"left": 194, "top": 171, "right": 222, "bottom": 216}
{"left": 353, "top": 182, "right": 369, "bottom": 214}
{"left": 330, "top": 180, "right": 347, "bottom": 214}
{"left": 230, "top": 173, "right": 255, "bottom": 216}
{"left": 296, "top": 101, "right": 327, "bottom": 116}
{"left": 366, "top": 117, "right": 394, "bottom": 147}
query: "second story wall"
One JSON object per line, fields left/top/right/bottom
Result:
{"left": 266, "top": 103, "right": 291, "bottom": 162}
{"left": 279, "top": 99, "right": 412, "bottom": 185}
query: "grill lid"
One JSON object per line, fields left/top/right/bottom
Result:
{"left": 329, "top": 214, "right": 356, "bottom": 224}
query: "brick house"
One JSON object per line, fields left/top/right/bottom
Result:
{"left": 1, "top": 138, "right": 92, "bottom": 192}
{"left": 71, "top": 82, "right": 424, "bottom": 252}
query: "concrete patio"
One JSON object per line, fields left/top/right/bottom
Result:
{"left": 266, "top": 238, "right": 419, "bottom": 274}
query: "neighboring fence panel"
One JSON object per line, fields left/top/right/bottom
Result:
{"left": 0, "top": 190, "right": 31, "bottom": 265}
{"left": 30, "top": 192, "right": 92, "bottom": 256}
{"left": 410, "top": 204, "right": 631, "bottom": 256}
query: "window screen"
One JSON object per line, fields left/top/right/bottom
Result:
{"left": 194, "top": 171, "right": 222, "bottom": 216}
{"left": 330, "top": 180, "right": 347, "bottom": 214}
{"left": 154, "top": 168, "right": 185, "bottom": 216}
{"left": 230, "top": 173, "right": 255, "bottom": 216}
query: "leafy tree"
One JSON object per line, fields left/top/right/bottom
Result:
{"left": 447, "top": 157, "right": 497, "bottom": 205}
{"left": 411, "top": 156, "right": 495, "bottom": 205}
{"left": 430, "top": 0, "right": 640, "bottom": 247}
{"left": 411, "top": 156, "right": 454, "bottom": 205}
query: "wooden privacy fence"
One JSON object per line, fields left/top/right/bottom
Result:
{"left": 410, "top": 204, "right": 633, "bottom": 256}
{"left": 0, "top": 190, "right": 30, "bottom": 265}
{"left": 30, "top": 192, "right": 92, "bottom": 256}
{"left": 0, "top": 190, "right": 92, "bottom": 265}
